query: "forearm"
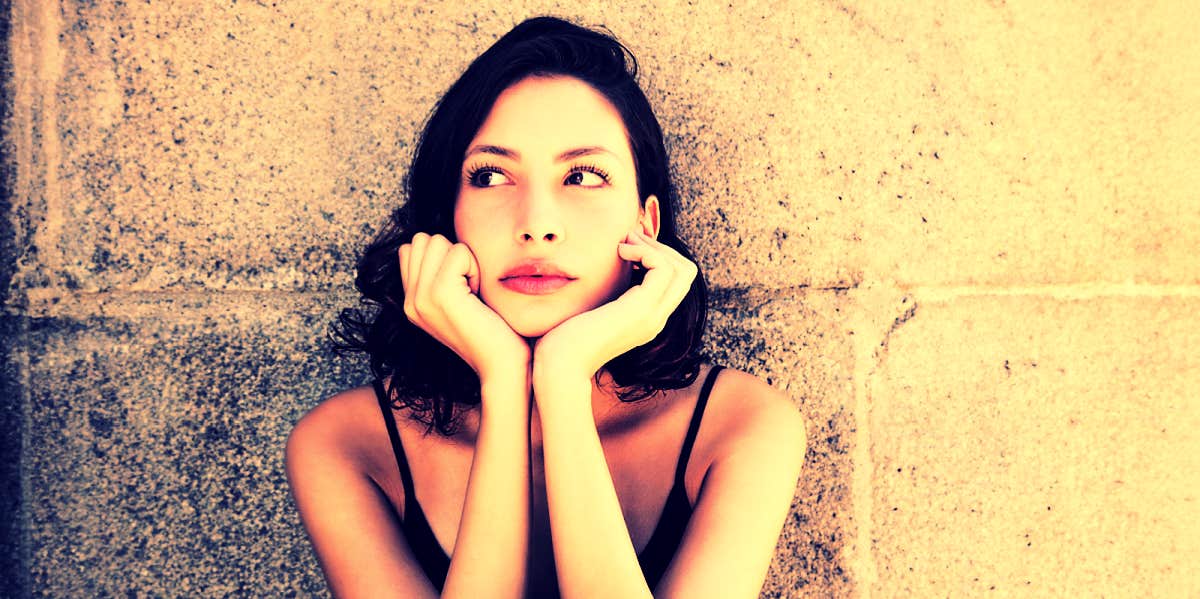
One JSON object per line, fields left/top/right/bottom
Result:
{"left": 442, "top": 374, "right": 532, "bottom": 598}
{"left": 536, "top": 377, "right": 653, "bottom": 599}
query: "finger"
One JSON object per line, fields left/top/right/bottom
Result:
{"left": 404, "top": 234, "right": 431, "bottom": 316}
{"left": 436, "top": 243, "right": 478, "bottom": 297}
{"left": 399, "top": 244, "right": 412, "bottom": 297}
{"left": 628, "top": 229, "right": 684, "bottom": 268}
{"left": 614, "top": 242, "right": 662, "bottom": 291}
{"left": 631, "top": 228, "right": 668, "bottom": 248}
{"left": 462, "top": 245, "right": 481, "bottom": 295}
{"left": 625, "top": 233, "right": 696, "bottom": 318}
{"left": 630, "top": 230, "right": 695, "bottom": 296}
{"left": 665, "top": 261, "right": 698, "bottom": 311}
{"left": 629, "top": 240, "right": 675, "bottom": 284}
{"left": 618, "top": 240, "right": 672, "bottom": 272}
{"left": 415, "top": 234, "right": 452, "bottom": 309}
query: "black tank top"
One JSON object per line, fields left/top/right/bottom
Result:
{"left": 373, "top": 364, "right": 723, "bottom": 592}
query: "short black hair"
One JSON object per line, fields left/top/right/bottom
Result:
{"left": 335, "top": 16, "right": 707, "bottom": 435}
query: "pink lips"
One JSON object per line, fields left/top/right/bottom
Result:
{"left": 500, "top": 261, "right": 575, "bottom": 295}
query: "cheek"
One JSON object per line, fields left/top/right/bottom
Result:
{"left": 454, "top": 199, "right": 497, "bottom": 245}
{"left": 577, "top": 220, "right": 636, "bottom": 289}
{"left": 574, "top": 198, "right": 639, "bottom": 235}
{"left": 573, "top": 209, "right": 638, "bottom": 272}
{"left": 452, "top": 206, "right": 496, "bottom": 285}
{"left": 452, "top": 200, "right": 473, "bottom": 241}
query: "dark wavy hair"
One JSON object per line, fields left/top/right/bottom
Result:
{"left": 335, "top": 16, "right": 708, "bottom": 435}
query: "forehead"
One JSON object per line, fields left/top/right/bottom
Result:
{"left": 468, "top": 76, "right": 632, "bottom": 162}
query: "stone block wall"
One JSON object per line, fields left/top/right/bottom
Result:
{"left": 3, "top": 1, "right": 1196, "bottom": 597}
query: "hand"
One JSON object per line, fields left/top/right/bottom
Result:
{"left": 532, "top": 229, "right": 697, "bottom": 393}
{"left": 399, "top": 233, "right": 531, "bottom": 388}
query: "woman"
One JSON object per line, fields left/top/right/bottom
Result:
{"left": 286, "top": 16, "right": 806, "bottom": 598}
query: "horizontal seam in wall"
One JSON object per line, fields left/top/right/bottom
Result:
{"left": 906, "top": 284, "right": 1200, "bottom": 301}
{"left": 14, "top": 288, "right": 361, "bottom": 320}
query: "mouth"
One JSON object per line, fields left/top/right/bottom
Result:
{"left": 499, "top": 274, "right": 574, "bottom": 295}
{"left": 499, "top": 260, "right": 575, "bottom": 295}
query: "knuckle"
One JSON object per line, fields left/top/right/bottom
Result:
{"left": 430, "top": 285, "right": 454, "bottom": 306}
{"left": 411, "top": 294, "right": 431, "bottom": 315}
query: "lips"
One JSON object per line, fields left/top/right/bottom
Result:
{"left": 500, "top": 261, "right": 575, "bottom": 295}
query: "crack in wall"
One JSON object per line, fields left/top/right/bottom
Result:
{"left": 877, "top": 297, "right": 919, "bottom": 362}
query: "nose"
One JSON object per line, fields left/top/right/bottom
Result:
{"left": 514, "top": 183, "right": 563, "bottom": 244}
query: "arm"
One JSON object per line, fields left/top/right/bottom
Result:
{"left": 441, "top": 374, "right": 531, "bottom": 598}
{"left": 534, "top": 372, "right": 806, "bottom": 599}
{"left": 530, "top": 228, "right": 804, "bottom": 597}
{"left": 533, "top": 375, "right": 652, "bottom": 598}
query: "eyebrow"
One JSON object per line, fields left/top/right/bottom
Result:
{"left": 464, "top": 144, "right": 617, "bottom": 162}
{"left": 465, "top": 144, "right": 518, "bottom": 160}
{"left": 555, "top": 146, "right": 616, "bottom": 162}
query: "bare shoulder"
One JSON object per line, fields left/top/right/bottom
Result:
{"left": 285, "top": 385, "right": 393, "bottom": 482}
{"left": 657, "top": 367, "right": 807, "bottom": 597}
{"left": 704, "top": 367, "right": 807, "bottom": 470}
{"left": 284, "top": 386, "right": 442, "bottom": 596}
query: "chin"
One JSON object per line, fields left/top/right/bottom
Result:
{"left": 508, "top": 313, "right": 568, "bottom": 339}
{"left": 487, "top": 298, "right": 578, "bottom": 339}
{"left": 484, "top": 283, "right": 621, "bottom": 339}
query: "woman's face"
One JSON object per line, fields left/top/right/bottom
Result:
{"left": 454, "top": 75, "right": 659, "bottom": 338}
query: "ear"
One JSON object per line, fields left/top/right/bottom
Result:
{"left": 639, "top": 195, "right": 661, "bottom": 240}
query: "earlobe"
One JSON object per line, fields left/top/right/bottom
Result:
{"left": 641, "top": 195, "right": 661, "bottom": 240}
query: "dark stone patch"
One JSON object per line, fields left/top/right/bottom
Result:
{"left": 23, "top": 304, "right": 366, "bottom": 597}
{"left": 0, "top": 315, "right": 30, "bottom": 598}
{"left": 704, "top": 292, "right": 855, "bottom": 594}
{"left": 87, "top": 411, "right": 113, "bottom": 438}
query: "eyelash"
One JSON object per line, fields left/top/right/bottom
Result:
{"left": 463, "top": 162, "right": 503, "bottom": 186}
{"left": 569, "top": 163, "right": 610, "bottom": 184}
{"left": 462, "top": 163, "right": 612, "bottom": 186}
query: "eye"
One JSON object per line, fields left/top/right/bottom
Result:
{"left": 465, "top": 165, "right": 511, "bottom": 188}
{"left": 564, "top": 164, "right": 610, "bottom": 188}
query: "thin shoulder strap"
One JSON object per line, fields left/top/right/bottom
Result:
{"left": 674, "top": 365, "right": 723, "bottom": 487}
{"left": 373, "top": 379, "right": 416, "bottom": 500}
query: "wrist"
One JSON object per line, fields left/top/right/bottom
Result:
{"left": 531, "top": 372, "right": 593, "bottom": 422}
{"left": 531, "top": 357, "right": 592, "bottom": 391}
{"left": 480, "top": 366, "right": 528, "bottom": 391}
{"left": 479, "top": 353, "right": 531, "bottom": 385}
{"left": 479, "top": 364, "right": 530, "bottom": 401}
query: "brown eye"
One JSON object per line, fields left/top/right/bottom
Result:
{"left": 468, "top": 167, "right": 510, "bottom": 188}
{"left": 564, "top": 168, "right": 608, "bottom": 187}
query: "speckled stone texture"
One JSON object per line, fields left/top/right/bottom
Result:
{"left": 23, "top": 293, "right": 360, "bottom": 596}
{"left": 5, "top": 1, "right": 1199, "bottom": 598}
{"left": 870, "top": 295, "right": 1200, "bottom": 596}
{"left": 706, "top": 288, "right": 855, "bottom": 595}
